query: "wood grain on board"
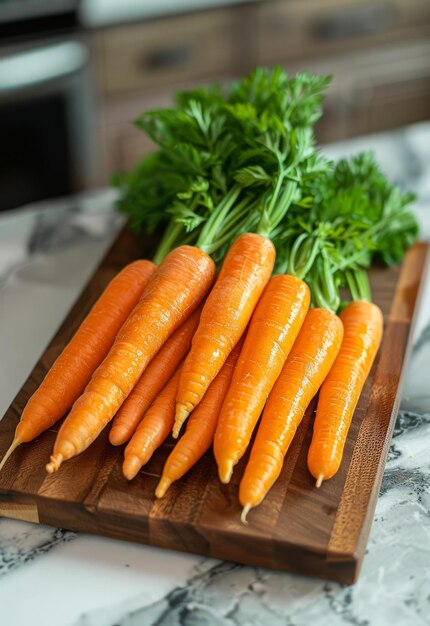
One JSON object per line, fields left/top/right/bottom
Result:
{"left": 0, "top": 228, "right": 428, "bottom": 583}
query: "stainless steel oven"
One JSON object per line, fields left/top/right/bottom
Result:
{"left": 0, "top": 1, "right": 98, "bottom": 212}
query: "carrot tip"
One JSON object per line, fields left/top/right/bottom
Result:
{"left": 316, "top": 475, "right": 324, "bottom": 488}
{"left": 173, "top": 404, "right": 190, "bottom": 439}
{"left": 241, "top": 504, "right": 251, "bottom": 526}
{"left": 155, "top": 476, "right": 172, "bottom": 499}
{"left": 218, "top": 460, "right": 234, "bottom": 484}
{"left": 46, "top": 453, "right": 63, "bottom": 474}
{"left": 172, "top": 423, "right": 181, "bottom": 439}
{"left": 0, "top": 438, "right": 21, "bottom": 473}
{"left": 123, "top": 454, "right": 142, "bottom": 481}
{"left": 109, "top": 426, "right": 129, "bottom": 447}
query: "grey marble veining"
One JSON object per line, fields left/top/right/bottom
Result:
{"left": 0, "top": 521, "right": 75, "bottom": 577}
{"left": 0, "top": 189, "right": 122, "bottom": 282}
{"left": 1, "top": 123, "right": 430, "bottom": 626}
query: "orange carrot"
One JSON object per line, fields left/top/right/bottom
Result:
{"left": 239, "top": 308, "right": 343, "bottom": 523}
{"left": 174, "top": 233, "right": 275, "bottom": 437}
{"left": 213, "top": 274, "right": 310, "bottom": 484}
{"left": 155, "top": 336, "right": 244, "bottom": 498}
{"left": 45, "top": 246, "right": 215, "bottom": 473}
{"left": 109, "top": 306, "right": 202, "bottom": 446}
{"left": 0, "top": 260, "right": 156, "bottom": 473}
{"left": 123, "top": 366, "right": 182, "bottom": 480}
{"left": 308, "top": 301, "right": 383, "bottom": 487}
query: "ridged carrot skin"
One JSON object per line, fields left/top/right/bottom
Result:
{"left": 213, "top": 274, "right": 310, "bottom": 484}
{"left": 174, "top": 233, "right": 275, "bottom": 437}
{"left": 109, "top": 306, "right": 202, "bottom": 446}
{"left": 155, "top": 336, "right": 244, "bottom": 498}
{"left": 123, "top": 367, "right": 182, "bottom": 480}
{"left": 239, "top": 308, "right": 343, "bottom": 521}
{"left": 45, "top": 246, "right": 215, "bottom": 473}
{"left": 0, "top": 260, "right": 156, "bottom": 473}
{"left": 308, "top": 301, "right": 383, "bottom": 486}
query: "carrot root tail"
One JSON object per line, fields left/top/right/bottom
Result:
{"left": 173, "top": 404, "right": 190, "bottom": 439}
{"left": 316, "top": 474, "right": 324, "bottom": 488}
{"left": 46, "top": 453, "right": 64, "bottom": 474}
{"left": 218, "top": 460, "right": 234, "bottom": 484}
{"left": 0, "top": 438, "right": 21, "bottom": 473}
{"left": 155, "top": 476, "right": 172, "bottom": 499}
{"left": 241, "top": 503, "right": 251, "bottom": 526}
{"left": 109, "top": 425, "right": 130, "bottom": 447}
{"left": 123, "top": 454, "right": 143, "bottom": 481}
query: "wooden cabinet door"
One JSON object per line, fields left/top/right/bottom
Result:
{"left": 276, "top": 39, "right": 430, "bottom": 142}
{"left": 258, "top": 0, "right": 430, "bottom": 64}
{"left": 97, "top": 8, "right": 240, "bottom": 97}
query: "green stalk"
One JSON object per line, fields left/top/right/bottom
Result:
{"left": 287, "top": 233, "right": 308, "bottom": 277}
{"left": 345, "top": 268, "right": 371, "bottom": 302}
{"left": 321, "top": 257, "right": 340, "bottom": 312}
{"left": 257, "top": 170, "right": 286, "bottom": 237}
{"left": 267, "top": 180, "right": 298, "bottom": 232}
{"left": 300, "top": 257, "right": 340, "bottom": 313}
{"left": 300, "top": 238, "right": 320, "bottom": 278}
{"left": 202, "top": 198, "right": 260, "bottom": 255}
{"left": 308, "top": 273, "right": 334, "bottom": 312}
{"left": 257, "top": 176, "right": 298, "bottom": 239}
{"left": 219, "top": 197, "right": 258, "bottom": 237}
{"left": 345, "top": 270, "right": 360, "bottom": 301}
{"left": 153, "top": 221, "right": 185, "bottom": 264}
{"left": 356, "top": 268, "right": 372, "bottom": 301}
{"left": 288, "top": 234, "right": 320, "bottom": 280}
{"left": 196, "top": 184, "right": 242, "bottom": 251}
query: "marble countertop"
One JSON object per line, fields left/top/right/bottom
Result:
{"left": 1, "top": 123, "right": 430, "bottom": 626}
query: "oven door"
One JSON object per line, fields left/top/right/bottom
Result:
{"left": 0, "top": 37, "right": 97, "bottom": 212}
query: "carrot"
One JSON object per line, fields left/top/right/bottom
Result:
{"left": 45, "top": 246, "right": 215, "bottom": 473}
{"left": 123, "top": 366, "right": 182, "bottom": 480}
{"left": 213, "top": 274, "right": 310, "bottom": 484}
{"left": 308, "top": 300, "right": 383, "bottom": 487}
{"left": 155, "top": 335, "right": 244, "bottom": 498}
{"left": 0, "top": 260, "right": 156, "bottom": 473}
{"left": 239, "top": 308, "right": 343, "bottom": 523}
{"left": 174, "top": 233, "right": 275, "bottom": 437}
{"left": 109, "top": 306, "right": 202, "bottom": 446}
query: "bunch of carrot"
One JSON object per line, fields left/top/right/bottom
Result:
{"left": 0, "top": 231, "right": 384, "bottom": 524}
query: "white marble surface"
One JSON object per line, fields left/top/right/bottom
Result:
{"left": 1, "top": 123, "right": 430, "bottom": 626}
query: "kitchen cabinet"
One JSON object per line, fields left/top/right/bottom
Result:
{"left": 257, "top": 0, "right": 430, "bottom": 65}
{"left": 291, "top": 39, "right": 430, "bottom": 142}
{"left": 94, "top": 0, "right": 430, "bottom": 180}
{"left": 96, "top": 4, "right": 252, "bottom": 178}
{"left": 96, "top": 7, "right": 244, "bottom": 96}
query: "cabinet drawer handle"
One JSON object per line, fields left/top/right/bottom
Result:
{"left": 313, "top": 3, "right": 395, "bottom": 40}
{"left": 141, "top": 43, "right": 194, "bottom": 71}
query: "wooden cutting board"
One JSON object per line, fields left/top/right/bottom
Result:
{"left": 0, "top": 229, "right": 428, "bottom": 584}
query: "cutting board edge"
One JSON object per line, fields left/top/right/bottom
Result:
{"left": 0, "top": 488, "right": 359, "bottom": 584}
{"left": 329, "top": 241, "right": 430, "bottom": 581}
